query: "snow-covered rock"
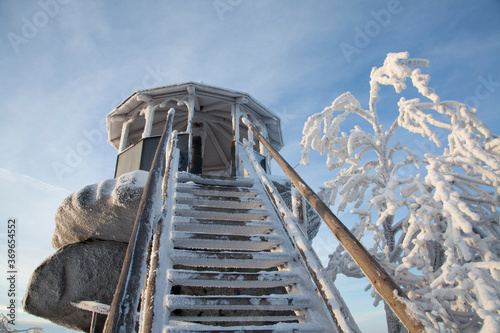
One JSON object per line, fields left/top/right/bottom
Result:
{"left": 23, "top": 240, "right": 127, "bottom": 332}
{"left": 52, "top": 171, "right": 148, "bottom": 248}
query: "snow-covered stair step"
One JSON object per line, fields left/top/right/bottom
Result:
{"left": 164, "top": 323, "right": 325, "bottom": 333}
{"left": 177, "top": 172, "right": 254, "bottom": 187}
{"left": 167, "top": 270, "right": 300, "bottom": 288}
{"left": 171, "top": 250, "right": 291, "bottom": 269}
{"left": 173, "top": 217, "right": 275, "bottom": 235}
{"left": 175, "top": 204, "right": 268, "bottom": 221}
{"left": 172, "top": 232, "right": 282, "bottom": 251}
{"left": 165, "top": 294, "right": 312, "bottom": 311}
{"left": 175, "top": 192, "right": 263, "bottom": 209}
{"left": 176, "top": 183, "right": 258, "bottom": 198}
{"left": 168, "top": 315, "right": 305, "bottom": 323}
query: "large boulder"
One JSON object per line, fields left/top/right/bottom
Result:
{"left": 52, "top": 171, "right": 148, "bottom": 249}
{"left": 23, "top": 240, "right": 127, "bottom": 332}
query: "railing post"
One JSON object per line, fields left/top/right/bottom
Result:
{"left": 243, "top": 120, "right": 426, "bottom": 333}
{"left": 291, "top": 184, "right": 308, "bottom": 233}
{"left": 90, "top": 311, "right": 98, "bottom": 333}
{"left": 103, "top": 108, "right": 176, "bottom": 333}
{"left": 230, "top": 103, "right": 240, "bottom": 177}
{"left": 140, "top": 130, "right": 179, "bottom": 333}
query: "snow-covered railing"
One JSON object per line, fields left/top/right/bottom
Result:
{"left": 241, "top": 118, "right": 427, "bottom": 332}
{"left": 239, "top": 141, "right": 361, "bottom": 333}
{"left": 72, "top": 301, "right": 111, "bottom": 333}
{"left": 104, "top": 108, "right": 176, "bottom": 333}
{"left": 140, "top": 131, "right": 179, "bottom": 333}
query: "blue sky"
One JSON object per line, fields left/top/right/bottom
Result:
{"left": 0, "top": 1, "right": 499, "bottom": 332}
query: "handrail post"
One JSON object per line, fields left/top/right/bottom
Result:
{"left": 243, "top": 120, "right": 426, "bottom": 332}
{"left": 104, "top": 108, "right": 176, "bottom": 333}
{"left": 291, "top": 184, "right": 308, "bottom": 233}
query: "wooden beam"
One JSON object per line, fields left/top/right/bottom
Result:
{"left": 195, "top": 111, "right": 232, "bottom": 126}
{"left": 204, "top": 110, "right": 231, "bottom": 118}
{"left": 201, "top": 101, "right": 229, "bottom": 113}
{"left": 230, "top": 103, "right": 240, "bottom": 177}
{"left": 206, "top": 124, "right": 230, "bottom": 167}
{"left": 211, "top": 122, "right": 233, "bottom": 142}
{"left": 172, "top": 114, "right": 188, "bottom": 132}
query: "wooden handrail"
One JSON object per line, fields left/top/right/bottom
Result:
{"left": 104, "top": 108, "right": 176, "bottom": 333}
{"left": 244, "top": 120, "right": 426, "bottom": 332}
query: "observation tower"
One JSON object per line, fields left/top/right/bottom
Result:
{"left": 24, "top": 82, "right": 382, "bottom": 333}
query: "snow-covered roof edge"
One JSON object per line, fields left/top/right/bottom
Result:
{"left": 106, "top": 81, "right": 284, "bottom": 152}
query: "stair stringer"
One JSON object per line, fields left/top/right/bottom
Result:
{"left": 139, "top": 147, "right": 180, "bottom": 333}
{"left": 239, "top": 145, "right": 362, "bottom": 333}
{"left": 238, "top": 150, "right": 340, "bottom": 332}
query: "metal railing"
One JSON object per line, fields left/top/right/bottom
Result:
{"left": 242, "top": 118, "right": 426, "bottom": 333}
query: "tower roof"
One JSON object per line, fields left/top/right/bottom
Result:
{"left": 106, "top": 82, "right": 284, "bottom": 152}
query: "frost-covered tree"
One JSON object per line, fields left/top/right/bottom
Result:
{"left": 300, "top": 52, "right": 500, "bottom": 332}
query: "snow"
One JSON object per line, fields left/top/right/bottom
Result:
{"left": 171, "top": 249, "right": 291, "bottom": 269}
{"left": 300, "top": 52, "right": 500, "bottom": 331}
{"left": 52, "top": 170, "right": 148, "bottom": 248}
{"left": 141, "top": 142, "right": 179, "bottom": 333}
{"left": 71, "top": 301, "right": 110, "bottom": 315}
{"left": 174, "top": 192, "right": 262, "bottom": 209}
{"left": 163, "top": 322, "right": 325, "bottom": 332}
{"left": 171, "top": 230, "right": 282, "bottom": 251}
{"left": 140, "top": 102, "right": 159, "bottom": 139}
{"left": 166, "top": 270, "right": 300, "bottom": 288}
{"left": 176, "top": 181, "right": 258, "bottom": 198}
{"left": 166, "top": 294, "right": 312, "bottom": 310}
{"left": 172, "top": 215, "right": 274, "bottom": 235}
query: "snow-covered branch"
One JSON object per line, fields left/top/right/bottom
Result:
{"left": 301, "top": 51, "right": 500, "bottom": 332}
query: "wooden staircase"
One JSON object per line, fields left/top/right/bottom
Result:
{"left": 158, "top": 172, "right": 335, "bottom": 332}
{"left": 104, "top": 111, "right": 422, "bottom": 333}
